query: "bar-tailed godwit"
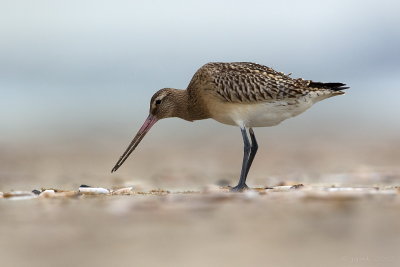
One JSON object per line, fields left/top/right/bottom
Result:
{"left": 112, "top": 62, "right": 348, "bottom": 191}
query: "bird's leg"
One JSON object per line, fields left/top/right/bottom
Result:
{"left": 231, "top": 127, "right": 251, "bottom": 192}
{"left": 244, "top": 128, "right": 258, "bottom": 178}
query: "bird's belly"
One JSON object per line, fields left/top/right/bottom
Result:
{"left": 208, "top": 99, "right": 314, "bottom": 127}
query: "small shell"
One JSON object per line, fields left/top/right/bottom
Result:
{"left": 2, "top": 191, "right": 37, "bottom": 200}
{"left": 79, "top": 186, "right": 109, "bottom": 195}
{"left": 290, "top": 184, "right": 304, "bottom": 189}
{"left": 39, "top": 190, "right": 78, "bottom": 198}
{"left": 39, "top": 190, "right": 56, "bottom": 198}
{"left": 32, "top": 190, "right": 41, "bottom": 195}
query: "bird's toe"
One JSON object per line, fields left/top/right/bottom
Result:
{"left": 230, "top": 184, "right": 249, "bottom": 192}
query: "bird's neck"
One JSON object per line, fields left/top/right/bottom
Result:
{"left": 171, "top": 89, "right": 209, "bottom": 121}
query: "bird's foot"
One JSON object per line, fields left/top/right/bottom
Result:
{"left": 230, "top": 184, "right": 249, "bottom": 192}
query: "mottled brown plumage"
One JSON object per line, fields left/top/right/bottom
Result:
{"left": 188, "top": 62, "right": 345, "bottom": 103}
{"left": 112, "top": 62, "right": 348, "bottom": 191}
{"left": 187, "top": 62, "right": 346, "bottom": 103}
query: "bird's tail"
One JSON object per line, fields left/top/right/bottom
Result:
{"left": 309, "top": 82, "right": 349, "bottom": 91}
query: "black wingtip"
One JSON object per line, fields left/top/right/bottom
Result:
{"left": 309, "top": 82, "right": 349, "bottom": 91}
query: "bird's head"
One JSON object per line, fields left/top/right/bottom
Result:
{"left": 149, "top": 88, "right": 179, "bottom": 119}
{"left": 111, "top": 88, "right": 183, "bottom": 173}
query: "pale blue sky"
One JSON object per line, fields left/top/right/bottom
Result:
{"left": 1, "top": 0, "right": 400, "bottom": 141}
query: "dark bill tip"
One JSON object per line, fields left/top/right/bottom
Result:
{"left": 111, "top": 114, "right": 158, "bottom": 173}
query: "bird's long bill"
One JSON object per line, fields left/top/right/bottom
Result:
{"left": 111, "top": 114, "right": 158, "bottom": 173}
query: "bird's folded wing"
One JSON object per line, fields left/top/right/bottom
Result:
{"left": 188, "top": 62, "right": 311, "bottom": 103}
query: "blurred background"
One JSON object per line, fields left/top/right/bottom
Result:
{"left": 1, "top": 0, "right": 400, "bottom": 189}
{"left": 2, "top": 1, "right": 400, "bottom": 267}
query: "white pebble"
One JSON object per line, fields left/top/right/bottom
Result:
{"left": 79, "top": 187, "right": 109, "bottom": 195}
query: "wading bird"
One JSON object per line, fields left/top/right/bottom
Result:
{"left": 111, "top": 62, "right": 348, "bottom": 191}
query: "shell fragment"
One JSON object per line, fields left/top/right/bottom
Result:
{"left": 79, "top": 186, "right": 110, "bottom": 195}
{"left": 2, "top": 191, "right": 37, "bottom": 200}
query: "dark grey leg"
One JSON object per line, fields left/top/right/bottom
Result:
{"left": 231, "top": 127, "right": 251, "bottom": 191}
{"left": 231, "top": 128, "right": 259, "bottom": 192}
{"left": 244, "top": 128, "right": 258, "bottom": 178}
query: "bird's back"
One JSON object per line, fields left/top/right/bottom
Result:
{"left": 185, "top": 62, "right": 348, "bottom": 127}
{"left": 187, "top": 62, "right": 348, "bottom": 104}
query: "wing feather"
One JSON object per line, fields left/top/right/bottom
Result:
{"left": 186, "top": 62, "right": 347, "bottom": 103}
{"left": 188, "top": 62, "right": 311, "bottom": 103}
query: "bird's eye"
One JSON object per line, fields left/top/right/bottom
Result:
{"left": 155, "top": 99, "right": 162, "bottom": 105}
